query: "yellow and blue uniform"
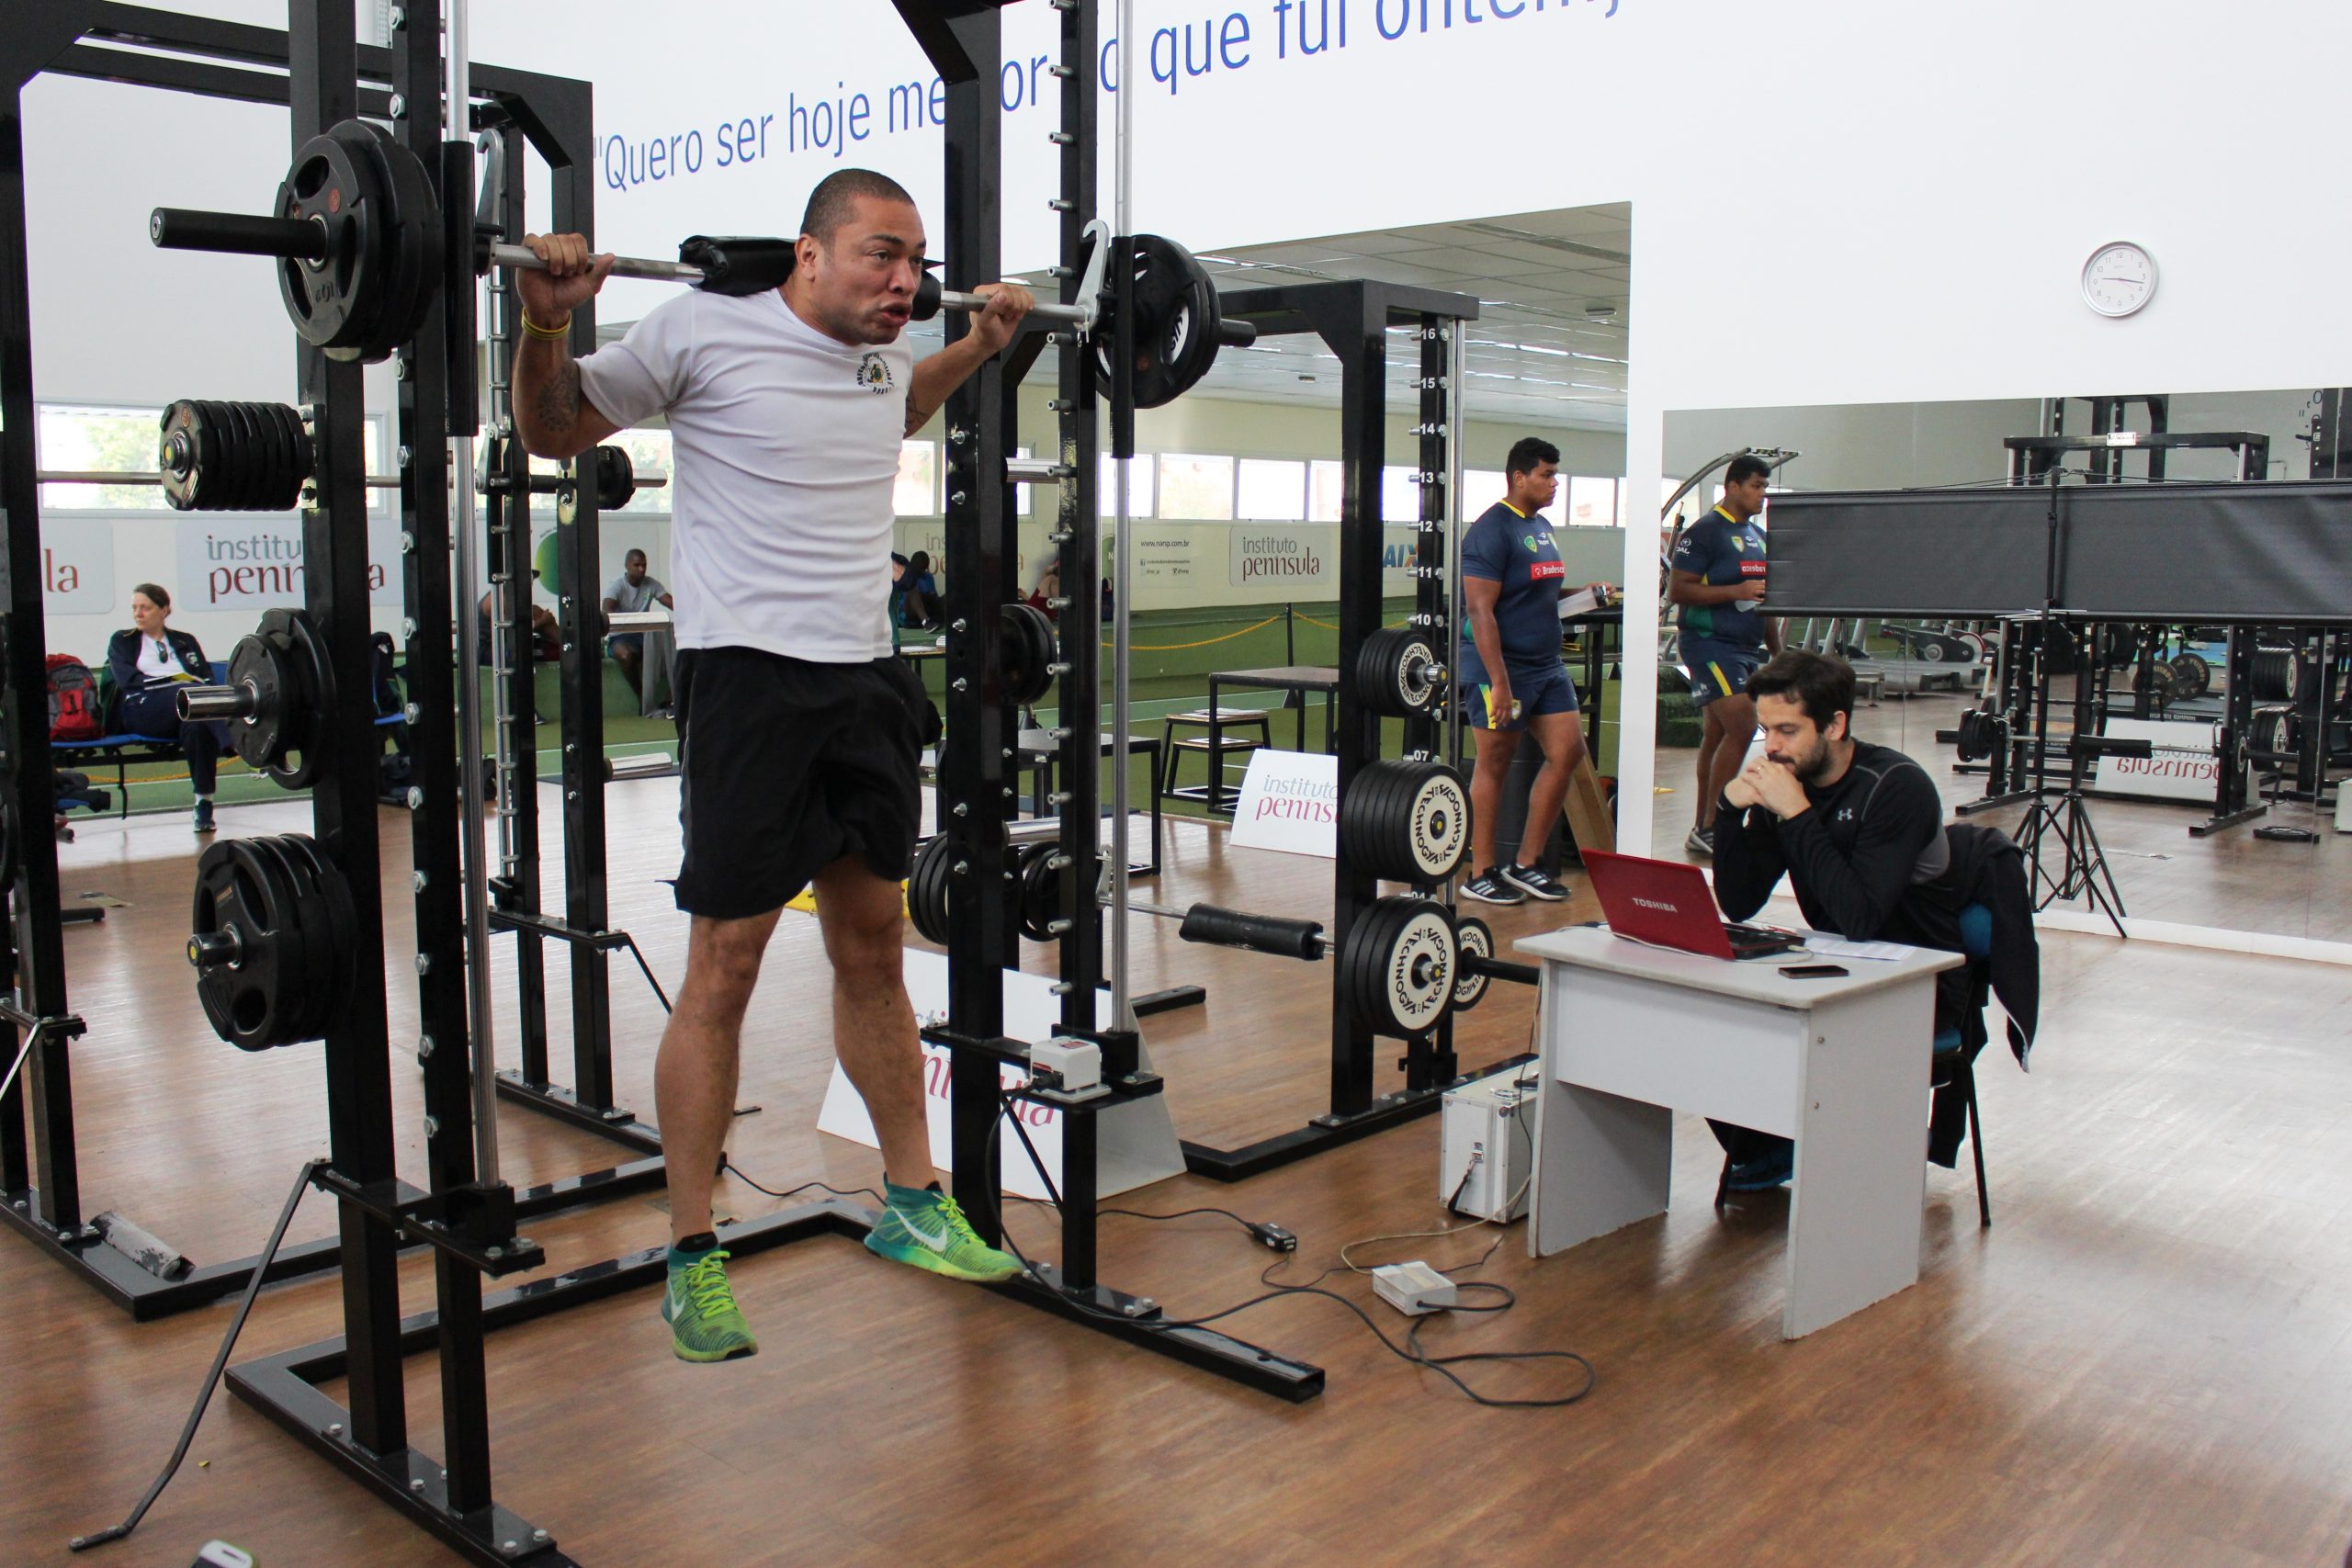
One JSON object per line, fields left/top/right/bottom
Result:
{"left": 1672, "top": 503, "right": 1769, "bottom": 706}
{"left": 1456, "top": 500, "right": 1577, "bottom": 731}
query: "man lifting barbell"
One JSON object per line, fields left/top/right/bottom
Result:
{"left": 511, "top": 167, "right": 1036, "bottom": 1363}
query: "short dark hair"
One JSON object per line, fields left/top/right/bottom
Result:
{"left": 625, "top": 548, "right": 647, "bottom": 565}
{"left": 800, "top": 169, "right": 916, "bottom": 246}
{"left": 906, "top": 550, "right": 930, "bottom": 575}
{"left": 1745, "top": 649, "right": 1854, "bottom": 732}
{"left": 1505, "top": 436, "right": 1560, "bottom": 478}
{"left": 1724, "top": 454, "right": 1772, "bottom": 487}
{"left": 132, "top": 581, "right": 170, "bottom": 610}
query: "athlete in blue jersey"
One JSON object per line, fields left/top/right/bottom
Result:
{"left": 1668, "top": 453, "right": 1781, "bottom": 856}
{"left": 1457, "top": 437, "right": 1614, "bottom": 905}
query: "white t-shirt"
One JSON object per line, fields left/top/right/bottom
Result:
{"left": 577, "top": 291, "right": 912, "bottom": 663}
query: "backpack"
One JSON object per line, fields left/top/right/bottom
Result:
{"left": 45, "top": 654, "right": 103, "bottom": 741}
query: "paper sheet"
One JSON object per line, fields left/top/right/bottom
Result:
{"left": 1802, "top": 934, "right": 1912, "bottom": 962}
{"left": 1557, "top": 586, "right": 1600, "bottom": 619}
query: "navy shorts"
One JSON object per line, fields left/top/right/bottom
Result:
{"left": 1463, "top": 662, "right": 1579, "bottom": 732}
{"left": 672, "top": 647, "right": 927, "bottom": 919}
{"left": 1683, "top": 638, "right": 1765, "bottom": 708}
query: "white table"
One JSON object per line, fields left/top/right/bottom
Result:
{"left": 1516, "top": 925, "right": 1962, "bottom": 1338}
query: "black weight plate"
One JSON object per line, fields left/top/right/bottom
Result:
{"left": 1339, "top": 760, "right": 1401, "bottom": 881}
{"left": 1346, "top": 896, "right": 1457, "bottom": 1039}
{"left": 1017, "top": 843, "right": 1058, "bottom": 942}
{"left": 279, "top": 833, "right": 357, "bottom": 1039}
{"left": 909, "top": 835, "right": 952, "bottom": 944}
{"left": 237, "top": 401, "right": 284, "bottom": 512}
{"left": 275, "top": 125, "right": 386, "bottom": 355}
{"left": 156, "top": 400, "right": 208, "bottom": 511}
{"left": 1400, "top": 763, "right": 1469, "bottom": 882}
{"left": 1001, "top": 602, "right": 1056, "bottom": 705}
{"left": 224, "top": 630, "right": 289, "bottom": 769}
{"left": 209, "top": 400, "right": 254, "bottom": 513}
{"left": 189, "top": 839, "right": 299, "bottom": 1050}
{"left": 255, "top": 401, "right": 306, "bottom": 511}
{"left": 2168, "top": 651, "right": 2210, "bottom": 701}
{"left": 239, "top": 836, "right": 324, "bottom": 1042}
{"left": 360, "top": 119, "right": 442, "bottom": 363}
{"left": 1452, "top": 915, "right": 1493, "bottom": 1011}
{"left": 597, "top": 445, "right": 636, "bottom": 511}
{"left": 267, "top": 610, "right": 334, "bottom": 789}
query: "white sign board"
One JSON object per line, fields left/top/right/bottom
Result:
{"left": 1228, "top": 747, "right": 1340, "bottom": 858}
{"left": 2093, "top": 716, "right": 2225, "bottom": 803}
{"left": 175, "top": 514, "right": 404, "bottom": 613}
{"left": 38, "top": 534, "right": 114, "bottom": 615}
{"left": 816, "top": 948, "right": 1183, "bottom": 1201}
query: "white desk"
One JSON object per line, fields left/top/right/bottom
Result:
{"left": 1516, "top": 925, "right": 1962, "bottom": 1338}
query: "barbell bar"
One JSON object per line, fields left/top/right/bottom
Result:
{"left": 37, "top": 467, "right": 667, "bottom": 495}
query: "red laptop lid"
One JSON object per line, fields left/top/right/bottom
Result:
{"left": 1579, "top": 849, "right": 1736, "bottom": 959}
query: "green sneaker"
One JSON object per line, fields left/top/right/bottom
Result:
{"left": 662, "top": 1247, "right": 758, "bottom": 1363}
{"left": 863, "top": 1185, "right": 1023, "bottom": 1282}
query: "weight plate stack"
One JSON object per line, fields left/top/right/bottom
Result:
{"left": 2252, "top": 647, "right": 2301, "bottom": 703}
{"left": 2167, "top": 651, "right": 2211, "bottom": 701}
{"left": 157, "top": 400, "right": 311, "bottom": 512}
{"left": 1954, "top": 708, "right": 2004, "bottom": 764}
{"left": 1341, "top": 896, "right": 1457, "bottom": 1039}
{"left": 1355, "top": 626, "right": 1442, "bottom": 718}
{"left": 1338, "top": 759, "right": 1468, "bottom": 885}
{"left": 909, "top": 834, "right": 954, "bottom": 944}
{"left": 1451, "top": 915, "right": 1494, "bottom": 1012}
{"left": 187, "top": 834, "right": 353, "bottom": 1051}
{"left": 273, "top": 119, "right": 440, "bottom": 364}
{"left": 595, "top": 444, "right": 637, "bottom": 511}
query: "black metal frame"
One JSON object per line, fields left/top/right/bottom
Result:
{"left": 1167, "top": 281, "right": 1503, "bottom": 1184}
{"left": 0, "top": 4, "right": 672, "bottom": 1323}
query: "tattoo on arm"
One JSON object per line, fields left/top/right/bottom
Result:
{"left": 536, "top": 357, "right": 583, "bottom": 438}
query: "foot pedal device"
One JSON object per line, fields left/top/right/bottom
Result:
{"left": 1371, "top": 1260, "right": 1456, "bottom": 1317}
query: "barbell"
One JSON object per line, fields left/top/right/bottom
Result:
{"left": 151, "top": 119, "right": 1250, "bottom": 406}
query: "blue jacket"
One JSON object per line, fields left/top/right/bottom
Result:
{"left": 106, "top": 626, "right": 211, "bottom": 698}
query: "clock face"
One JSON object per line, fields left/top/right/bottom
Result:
{"left": 2082, "top": 242, "right": 2157, "bottom": 318}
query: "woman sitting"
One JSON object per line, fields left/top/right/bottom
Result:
{"left": 106, "top": 582, "right": 231, "bottom": 833}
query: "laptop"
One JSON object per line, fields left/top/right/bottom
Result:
{"left": 1580, "top": 849, "right": 1803, "bottom": 961}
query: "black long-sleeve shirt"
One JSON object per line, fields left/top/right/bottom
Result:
{"left": 1712, "top": 740, "right": 1952, "bottom": 949}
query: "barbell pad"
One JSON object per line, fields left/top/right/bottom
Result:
{"left": 1177, "top": 904, "right": 1327, "bottom": 962}
{"left": 676, "top": 235, "right": 799, "bottom": 297}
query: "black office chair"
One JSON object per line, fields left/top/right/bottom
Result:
{"left": 1929, "top": 902, "right": 1996, "bottom": 1228}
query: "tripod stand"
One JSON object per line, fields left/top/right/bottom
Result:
{"left": 2016, "top": 729, "right": 2137, "bottom": 937}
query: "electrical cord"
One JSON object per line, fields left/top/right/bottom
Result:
{"left": 986, "top": 1090, "right": 1594, "bottom": 1409}
{"left": 71, "top": 1158, "right": 323, "bottom": 1553}
{"left": 716, "top": 1155, "right": 881, "bottom": 1210}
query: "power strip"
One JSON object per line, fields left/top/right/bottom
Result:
{"left": 1371, "top": 1260, "right": 1457, "bottom": 1317}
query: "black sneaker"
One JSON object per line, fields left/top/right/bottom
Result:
{"left": 1684, "top": 825, "right": 1713, "bottom": 857}
{"left": 1500, "top": 862, "right": 1568, "bottom": 902}
{"left": 1460, "top": 867, "right": 1524, "bottom": 906}
{"left": 192, "top": 799, "right": 216, "bottom": 835}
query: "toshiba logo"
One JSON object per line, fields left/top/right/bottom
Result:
{"left": 1630, "top": 897, "right": 1678, "bottom": 912}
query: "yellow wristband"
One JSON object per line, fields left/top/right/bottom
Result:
{"left": 520, "top": 311, "right": 572, "bottom": 340}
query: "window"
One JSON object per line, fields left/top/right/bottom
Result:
{"left": 1567, "top": 476, "right": 1619, "bottom": 527}
{"left": 1461, "top": 469, "right": 1506, "bottom": 515}
{"left": 1307, "top": 459, "right": 1346, "bottom": 523}
{"left": 1098, "top": 454, "right": 1154, "bottom": 517}
{"left": 1237, "top": 458, "right": 1306, "bottom": 522}
{"left": 1381, "top": 466, "right": 1421, "bottom": 524}
{"left": 1158, "top": 453, "right": 1235, "bottom": 520}
{"left": 896, "top": 441, "right": 937, "bottom": 515}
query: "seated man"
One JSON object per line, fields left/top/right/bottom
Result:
{"left": 1708, "top": 649, "right": 1960, "bottom": 1190}
{"left": 478, "top": 570, "right": 562, "bottom": 664}
{"left": 601, "top": 547, "right": 675, "bottom": 694}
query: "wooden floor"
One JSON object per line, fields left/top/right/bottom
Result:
{"left": 7, "top": 778, "right": 2352, "bottom": 1567}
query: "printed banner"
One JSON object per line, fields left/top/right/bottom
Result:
{"left": 1228, "top": 747, "right": 1340, "bottom": 857}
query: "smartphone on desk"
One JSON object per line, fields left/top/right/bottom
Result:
{"left": 1777, "top": 963, "right": 1848, "bottom": 979}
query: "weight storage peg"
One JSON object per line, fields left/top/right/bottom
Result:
{"left": 1338, "top": 760, "right": 1468, "bottom": 885}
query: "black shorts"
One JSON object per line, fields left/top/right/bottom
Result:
{"left": 672, "top": 647, "right": 927, "bottom": 919}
